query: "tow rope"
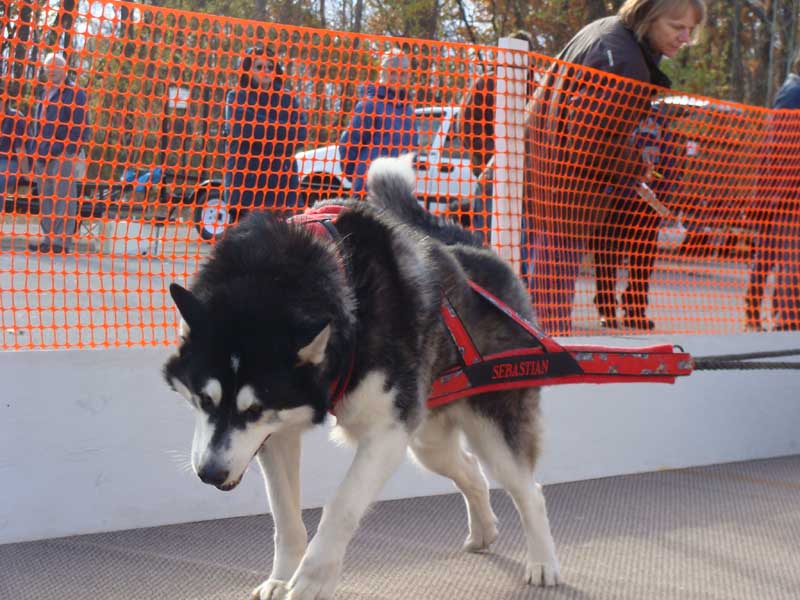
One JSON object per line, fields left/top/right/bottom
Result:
{"left": 691, "top": 349, "right": 800, "bottom": 372}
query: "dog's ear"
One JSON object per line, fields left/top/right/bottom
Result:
{"left": 297, "top": 323, "right": 331, "bottom": 365}
{"left": 169, "top": 283, "right": 207, "bottom": 333}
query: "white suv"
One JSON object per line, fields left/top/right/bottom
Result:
{"left": 294, "top": 106, "right": 476, "bottom": 213}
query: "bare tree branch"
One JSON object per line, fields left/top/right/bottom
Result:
{"left": 453, "top": 0, "right": 479, "bottom": 44}
{"left": 742, "top": 0, "right": 768, "bottom": 22}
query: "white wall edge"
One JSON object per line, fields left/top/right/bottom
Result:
{"left": 2, "top": 332, "right": 799, "bottom": 544}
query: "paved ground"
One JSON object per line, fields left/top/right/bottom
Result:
{"left": 2, "top": 455, "right": 799, "bottom": 599}
{"left": 0, "top": 215, "right": 208, "bottom": 348}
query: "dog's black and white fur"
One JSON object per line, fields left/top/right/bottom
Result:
{"left": 163, "top": 155, "right": 559, "bottom": 600}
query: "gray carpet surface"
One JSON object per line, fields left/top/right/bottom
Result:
{"left": 2, "top": 456, "right": 799, "bottom": 600}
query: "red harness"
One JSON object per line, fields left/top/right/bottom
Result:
{"left": 288, "top": 205, "right": 355, "bottom": 410}
{"left": 289, "top": 205, "right": 694, "bottom": 412}
{"left": 430, "top": 280, "right": 692, "bottom": 407}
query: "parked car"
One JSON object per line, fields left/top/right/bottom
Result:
{"left": 2, "top": 166, "right": 224, "bottom": 242}
{"left": 4, "top": 106, "right": 476, "bottom": 243}
{"left": 294, "top": 106, "right": 477, "bottom": 213}
{"left": 119, "top": 167, "right": 226, "bottom": 242}
{"left": 650, "top": 94, "right": 755, "bottom": 258}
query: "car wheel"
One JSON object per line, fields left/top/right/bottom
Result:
{"left": 193, "top": 191, "right": 233, "bottom": 242}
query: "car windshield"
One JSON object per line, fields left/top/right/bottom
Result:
{"left": 415, "top": 113, "right": 444, "bottom": 149}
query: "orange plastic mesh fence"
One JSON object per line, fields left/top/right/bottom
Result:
{"left": 0, "top": 2, "right": 797, "bottom": 349}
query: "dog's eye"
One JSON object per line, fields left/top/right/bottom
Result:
{"left": 197, "top": 392, "right": 215, "bottom": 413}
{"left": 242, "top": 405, "right": 263, "bottom": 420}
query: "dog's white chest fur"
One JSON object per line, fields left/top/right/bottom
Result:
{"left": 331, "top": 370, "right": 398, "bottom": 445}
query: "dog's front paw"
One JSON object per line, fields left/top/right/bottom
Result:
{"left": 525, "top": 558, "right": 561, "bottom": 587}
{"left": 251, "top": 578, "right": 290, "bottom": 600}
{"left": 285, "top": 555, "right": 342, "bottom": 600}
{"left": 463, "top": 512, "right": 499, "bottom": 553}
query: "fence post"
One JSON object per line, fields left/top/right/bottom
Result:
{"left": 490, "top": 36, "right": 528, "bottom": 272}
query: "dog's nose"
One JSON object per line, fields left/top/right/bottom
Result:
{"left": 197, "top": 464, "right": 230, "bottom": 487}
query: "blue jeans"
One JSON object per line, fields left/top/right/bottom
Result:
{"left": 527, "top": 226, "right": 583, "bottom": 336}
{"left": 747, "top": 216, "right": 800, "bottom": 327}
{"left": 0, "top": 157, "right": 19, "bottom": 196}
{"left": 33, "top": 153, "right": 86, "bottom": 241}
{"left": 775, "top": 218, "right": 800, "bottom": 326}
{"left": 470, "top": 183, "right": 492, "bottom": 245}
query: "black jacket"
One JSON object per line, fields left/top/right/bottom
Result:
{"left": 527, "top": 16, "right": 671, "bottom": 236}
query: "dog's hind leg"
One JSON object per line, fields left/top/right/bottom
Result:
{"left": 409, "top": 411, "right": 498, "bottom": 552}
{"left": 461, "top": 403, "right": 560, "bottom": 587}
{"left": 252, "top": 428, "right": 307, "bottom": 600}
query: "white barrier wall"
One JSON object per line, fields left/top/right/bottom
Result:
{"left": 2, "top": 333, "right": 799, "bottom": 545}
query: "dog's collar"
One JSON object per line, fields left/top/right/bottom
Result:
{"left": 288, "top": 205, "right": 354, "bottom": 414}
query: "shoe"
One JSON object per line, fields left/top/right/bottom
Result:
{"left": 622, "top": 315, "right": 655, "bottom": 330}
{"left": 744, "top": 318, "right": 764, "bottom": 332}
{"left": 28, "top": 240, "right": 51, "bottom": 253}
{"left": 50, "top": 244, "right": 65, "bottom": 254}
{"left": 599, "top": 316, "right": 619, "bottom": 329}
{"left": 744, "top": 303, "right": 761, "bottom": 332}
{"left": 773, "top": 323, "right": 799, "bottom": 332}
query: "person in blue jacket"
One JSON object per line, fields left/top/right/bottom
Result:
{"left": 339, "top": 48, "right": 418, "bottom": 195}
{"left": 224, "top": 46, "right": 308, "bottom": 217}
{"left": 24, "top": 53, "right": 90, "bottom": 254}
{"left": 745, "top": 49, "right": 800, "bottom": 331}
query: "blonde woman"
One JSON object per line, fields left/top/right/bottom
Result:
{"left": 527, "top": 0, "right": 706, "bottom": 333}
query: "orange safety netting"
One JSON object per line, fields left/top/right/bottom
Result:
{"left": 0, "top": 1, "right": 798, "bottom": 349}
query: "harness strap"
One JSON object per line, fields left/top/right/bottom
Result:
{"left": 466, "top": 280, "right": 563, "bottom": 353}
{"left": 289, "top": 205, "right": 354, "bottom": 414}
{"left": 428, "top": 282, "right": 693, "bottom": 409}
{"left": 440, "top": 293, "right": 482, "bottom": 367}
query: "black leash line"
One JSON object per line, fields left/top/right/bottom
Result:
{"left": 691, "top": 348, "right": 800, "bottom": 371}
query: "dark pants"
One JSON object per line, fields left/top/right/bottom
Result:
{"left": 746, "top": 213, "right": 800, "bottom": 329}
{"left": 746, "top": 219, "right": 778, "bottom": 328}
{"left": 590, "top": 203, "right": 660, "bottom": 321}
{"left": 0, "top": 157, "right": 19, "bottom": 194}
{"left": 23, "top": 153, "right": 86, "bottom": 248}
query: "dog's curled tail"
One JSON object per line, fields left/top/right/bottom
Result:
{"left": 367, "top": 154, "right": 482, "bottom": 247}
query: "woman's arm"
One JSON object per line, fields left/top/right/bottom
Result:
{"left": 565, "top": 45, "right": 654, "bottom": 185}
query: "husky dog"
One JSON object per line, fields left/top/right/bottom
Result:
{"left": 163, "top": 155, "right": 560, "bottom": 600}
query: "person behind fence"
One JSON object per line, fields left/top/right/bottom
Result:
{"left": 589, "top": 101, "right": 679, "bottom": 331}
{"left": 24, "top": 53, "right": 89, "bottom": 254}
{"left": 0, "top": 87, "right": 25, "bottom": 197}
{"left": 745, "top": 49, "right": 800, "bottom": 332}
{"left": 525, "top": 0, "right": 706, "bottom": 334}
{"left": 338, "top": 48, "right": 418, "bottom": 195}
{"left": 224, "top": 46, "right": 308, "bottom": 218}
